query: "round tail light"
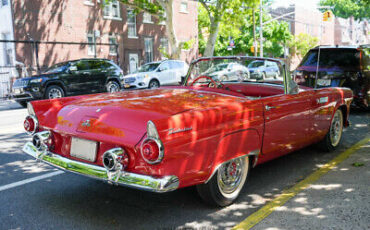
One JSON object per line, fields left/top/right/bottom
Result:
{"left": 24, "top": 115, "right": 38, "bottom": 134}
{"left": 141, "top": 138, "right": 163, "bottom": 164}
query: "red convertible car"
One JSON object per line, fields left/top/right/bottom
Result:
{"left": 23, "top": 57, "right": 353, "bottom": 206}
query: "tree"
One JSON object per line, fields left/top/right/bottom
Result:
{"left": 319, "top": 0, "right": 370, "bottom": 20}
{"left": 105, "top": 0, "right": 183, "bottom": 59}
{"left": 198, "top": 0, "right": 259, "bottom": 57}
{"left": 199, "top": 4, "right": 292, "bottom": 58}
{"left": 288, "top": 33, "right": 319, "bottom": 60}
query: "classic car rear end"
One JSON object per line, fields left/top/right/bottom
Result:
{"left": 22, "top": 56, "right": 353, "bottom": 207}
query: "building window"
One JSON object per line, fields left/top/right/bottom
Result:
{"left": 87, "top": 33, "right": 95, "bottom": 56}
{"left": 143, "top": 12, "right": 152, "bottom": 23}
{"left": 159, "top": 12, "right": 166, "bottom": 25}
{"left": 160, "top": 38, "right": 168, "bottom": 59}
{"left": 144, "top": 37, "right": 153, "bottom": 63}
{"left": 103, "top": 0, "right": 121, "bottom": 20}
{"left": 127, "top": 10, "right": 137, "bottom": 38}
{"left": 109, "top": 35, "right": 117, "bottom": 55}
{"left": 84, "top": 0, "right": 94, "bottom": 6}
{"left": 1, "top": 0, "right": 8, "bottom": 7}
{"left": 180, "top": 1, "right": 188, "bottom": 13}
{"left": 2, "top": 33, "right": 12, "bottom": 65}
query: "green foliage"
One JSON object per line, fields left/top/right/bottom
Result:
{"left": 199, "top": 4, "right": 293, "bottom": 57}
{"left": 288, "top": 33, "right": 319, "bottom": 59}
{"left": 319, "top": 0, "right": 370, "bottom": 20}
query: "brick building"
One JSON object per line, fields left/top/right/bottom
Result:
{"left": 1, "top": 0, "right": 198, "bottom": 76}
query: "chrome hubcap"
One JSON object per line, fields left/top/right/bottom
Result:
{"left": 330, "top": 111, "right": 343, "bottom": 147}
{"left": 109, "top": 84, "right": 119, "bottom": 93}
{"left": 48, "top": 88, "right": 62, "bottom": 99}
{"left": 150, "top": 82, "right": 159, "bottom": 88}
{"left": 217, "top": 157, "right": 247, "bottom": 196}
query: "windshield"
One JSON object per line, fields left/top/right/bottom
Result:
{"left": 300, "top": 49, "right": 360, "bottom": 69}
{"left": 248, "top": 61, "right": 264, "bottom": 68}
{"left": 185, "top": 57, "right": 285, "bottom": 86}
{"left": 136, "top": 63, "right": 160, "bottom": 73}
{"left": 44, "top": 63, "right": 69, "bottom": 74}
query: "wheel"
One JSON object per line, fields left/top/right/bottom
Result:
{"left": 220, "top": 75, "right": 229, "bottom": 81}
{"left": 45, "top": 85, "right": 64, "bottom": 99}
{"left": 320, "top": 109, "right": 343, "bottom": 151}
{"left": 106, "top": 81, "right": 120, "bottom": 93}
{"left": 148, "top": 79, "right": 160, "bottom": 89}
{"left": 196, "top": 156, "right": 250, "bottom": 207}
{"left": 261, "top": 72, "right": 266, "bottom": 80}
{"left": 17, "top": 101, "right": 27, "bottom": 108}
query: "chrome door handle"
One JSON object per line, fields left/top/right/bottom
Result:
{"left": 265, "top": 105, "right": 276, "bottom": 111}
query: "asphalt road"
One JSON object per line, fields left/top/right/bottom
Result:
{"left": 0, "top": 107, "right": 369, "bottom": 230}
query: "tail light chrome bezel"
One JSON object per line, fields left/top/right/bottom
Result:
{"left": 24, "top": 115, "right": 39, "bottom": 135}
{"left": 140, "top": 137, "right": 164, "bottom": 165}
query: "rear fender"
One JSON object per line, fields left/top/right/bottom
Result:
{"left": 205, "top": 128, "right": 261, "bottom": 182}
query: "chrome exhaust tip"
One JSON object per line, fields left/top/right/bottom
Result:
{"left": 32, "top": 131, "right": 52, "bottom": 151}
{"left": 102, "top": 148, "right": 128, "bottom": 172}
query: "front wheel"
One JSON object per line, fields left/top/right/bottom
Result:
{"left": 106, "top": 81, "right": 120, "bottom": 93}
{"left": 319, "top": 109, "right": 343, "bottom": 151}
{"left": 148, "top": 79, "right": 160, "bottom": 89}
{"left": 196, "top": 156, "right": 250, "bottom": 207}
{"left": 45, "top": 85, "right": 65, "bottom": 99}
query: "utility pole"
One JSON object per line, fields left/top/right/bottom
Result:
{"left": 253, "top": 9, "right": 257, "bottom": 56}
{"left": 259, "top": 0, "right": 263, "bottom": 57}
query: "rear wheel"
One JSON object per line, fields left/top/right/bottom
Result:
{"left": 196, "top": 156, "right": 250, "bottom": 207}
{"left": 148, "top": 79, "right": 160, "bottom": 89}
{"left": 45, "top": 85, "right": 64, "bottom": 99}
{"left": 320, "top": 109, "right": 343, "bottom": 151}
{"left": 106, "top": 81, "right": 120, "bottom": 93}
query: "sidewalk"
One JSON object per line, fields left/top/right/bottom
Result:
{"left": 252, "top": 140, "right": 370, "bottom": 230}
{"left": 0, "top": 100, "right": 23, "bottom": 111}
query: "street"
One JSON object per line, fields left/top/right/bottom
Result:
{"left": 0, "top": 107, "right": 369, "bottom": 230}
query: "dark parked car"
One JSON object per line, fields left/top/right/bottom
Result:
{"left": 11, "top": 58, "right": 123, "bottom": 107}
{"left": 293, "top": 45, "right": 370, "bottom": 109}
{"left": 247, "top": 60, "right": 280, "bottom": 80}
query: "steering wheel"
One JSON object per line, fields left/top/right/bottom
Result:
{"left": 190, "top": 75, "right": 225, "bottom": 89}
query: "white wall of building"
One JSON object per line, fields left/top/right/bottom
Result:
{"left": 0, "top": 0, "right": 16, "bottom": 98}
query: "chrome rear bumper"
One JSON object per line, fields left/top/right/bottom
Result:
{"left": 23, "top": 142, "right": 179, "bottom": 193}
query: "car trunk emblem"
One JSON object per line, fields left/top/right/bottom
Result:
{"left": 81, "top": 120, "right": 91, "bottom": 127}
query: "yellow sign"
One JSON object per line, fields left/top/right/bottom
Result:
{"left": 323, "top": 10, "right": 333, "bottom": 22}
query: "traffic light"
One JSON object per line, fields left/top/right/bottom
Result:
{"left": 323, "top": 10, "right": 333, "bottom": 22}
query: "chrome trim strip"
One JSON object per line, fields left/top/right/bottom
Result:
{"left": 23, "top": 142, "right": 179, "bottom": 193}
{"left": 205, "top": 149, "right": 260, "bottom": 184}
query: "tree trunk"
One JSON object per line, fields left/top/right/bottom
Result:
{"left": 159, "top": 0, "right": 181, "bottom": 59}
{"left": 203, "top": 18, "right": 220, "bottom": 57}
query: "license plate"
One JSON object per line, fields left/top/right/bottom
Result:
{"left": 70, "top": 137, "right": 97, "bottom": 162}
{"left": 13, "top": 88, "right": 22, "bottom": 94}
{"left": 317, "top": 79, "right": 331, "bottom": 86}
{"left": 124, "top": 84, "right": 131, "bottom": 88}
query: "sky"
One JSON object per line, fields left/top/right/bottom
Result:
{"left": 271, "top": 0, "right": 321, "bottom": 10}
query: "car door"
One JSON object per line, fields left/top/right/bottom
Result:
{"left": 260, "top": 90, "right": 313, "bottom": 162}
{"left": 72, "top": 60, "right": 96, "bottom": 94}
{"left": 87, "top": 60, "right": 108, "bottom": 92}
{"left": 157, "top": 61, "right": 171, "bottom": 85}
{"left": 61, "top": 61, "right": 89, "bottom": 94}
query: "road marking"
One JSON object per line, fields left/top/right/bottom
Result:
{"left": 0, "top": 171, "right": 64, "bottom": 192}
{"left": 233, "top": 136, "right": 370, "bottom": 230}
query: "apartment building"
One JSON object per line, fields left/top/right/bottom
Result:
{"left": 2, "top": 0, "right": 198, "bottom": 75}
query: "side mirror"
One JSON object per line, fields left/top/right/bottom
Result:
{"left": 69, "top": 66, "right": 77, "bottom": 72}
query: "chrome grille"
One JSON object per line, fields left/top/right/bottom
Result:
{"left": 13, "top": 79, "right": 29, "bottom": 87}
{"left": 124, "top": 77, "right": 136, "bottom": 83}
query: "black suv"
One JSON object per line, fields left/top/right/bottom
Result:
{"left": 11, "top": 58, "right": 123, "bottom": 107}
{"left": 293, "top": 45, "right": 370, "bottom": 109}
